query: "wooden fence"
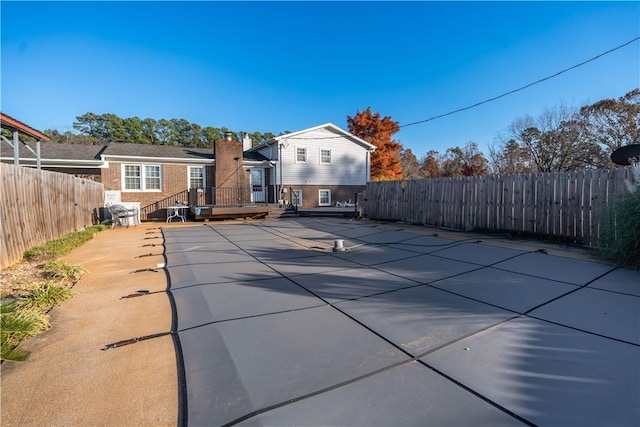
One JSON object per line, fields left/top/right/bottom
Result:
{"left": 1, "top": 163, "right": 105, "bottom": 269}
{"left": 364, "top": 168, "right": 634, "bottom": 246}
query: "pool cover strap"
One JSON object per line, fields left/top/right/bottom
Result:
{"left": 101, "top": 331, "right": 172, "bottom": 351}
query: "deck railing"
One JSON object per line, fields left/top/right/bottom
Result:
{"left": 188, "top": 187, "right": 269, "bottom": 207}
{"left": 140, "top": 187, "right": 271, "bottom": 220}
{"left": 139, "top": 189, "right": 190, "bottom": 221}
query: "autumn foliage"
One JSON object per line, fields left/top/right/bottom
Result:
{"left": 347, "top": 107, "right": 403, "bottom": 181}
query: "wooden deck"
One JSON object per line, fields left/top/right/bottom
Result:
{"left": 190, "top": 205, "right": 272, "bottom": 220}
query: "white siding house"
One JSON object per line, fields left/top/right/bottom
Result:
{"left": 249, "top": 123, "right": 375, "bottom": 208}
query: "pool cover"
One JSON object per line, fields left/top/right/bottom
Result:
{"left": 162, "top": 219, "right": 639, "bottom": 427}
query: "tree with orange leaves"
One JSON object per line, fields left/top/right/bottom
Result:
{"left": 347, "top": 107, "right": 404, "bottom": 181}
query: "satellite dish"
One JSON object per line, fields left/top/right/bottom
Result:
{"left": 610, "top": 144, "right": 640, "bottom": 166}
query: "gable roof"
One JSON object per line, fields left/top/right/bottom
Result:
{"left": 250, "top": 123, "right": 376, "bottom": 151}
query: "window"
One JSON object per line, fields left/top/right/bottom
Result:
{"left": 320, "top": 148, "right": 331, "bottom": 165}
{"left": 145, "top": 165, "right": 161, "bottom": 190}
{"left": 319, "top": 189, "right": 331, "bottom": 206}
{"left": 122, "top": 164, "right": 161, "bottom": 191}
{"left": 188, "top": 166, "right": 204, "bottom": 189}
{"left": 124, "top": 164, "right": 141, "bottom": 190}
{"left": 296, "top": 146, "right": 307, "bottom": 163}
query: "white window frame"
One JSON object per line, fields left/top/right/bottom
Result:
{"left": 319, "top": 148, "right": 331, "bottom": 165}
{"left": 121, "top": 163, "right": 162, "bottom": 192}
{"left": 295, "top": 146, "right": 308, "bottom": 164}
{"left": 318, "top": 189, "right": 331, "bottom": 207}
{"left": 188, "top": 166, "right": 205, "bottom": 189}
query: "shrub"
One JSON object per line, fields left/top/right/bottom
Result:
{"left": 23, "top": 225, "right": 105, "bottom": 261}
{"left": 595, "top": 167, "right": 640, "bottom": 269}
{"left": 41, "top": 260, "right": 86, "bottom": 282}
{"left": 13, "top": 281, "right": 73, "bottom": 312}
{"left": 0, "top": 299, "right": 50, "bottom": 362}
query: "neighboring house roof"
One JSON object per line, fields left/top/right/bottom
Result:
{"left": 0, "top": 139, "right": 105, "bottom": 168}
{"left": 0, "top": 112, "right": 50, "bottom": 141}
{"left": 250, "top": 123, "right": 376, "bottom": 152}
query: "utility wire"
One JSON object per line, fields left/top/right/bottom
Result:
{"left": 400, "top": 36, "right": 640, "bottom": 128}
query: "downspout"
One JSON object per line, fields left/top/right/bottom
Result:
{"left": 234, "top": 157, "right": 240, "bottom": 205}
{"left": 366, "top": 150, "right": 371, "bottom": 183}
{"left": 13, "top": 130, "right": 19, "bottom": 166}
{"left": 279, "top": 143, "right": 283, "bottom": 201}
{"left": 36, "top": 140, "right": 41, "bottom": 170}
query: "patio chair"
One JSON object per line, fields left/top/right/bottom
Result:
{"left": 335, "top": 199, "right": 355, "bottom": 208}
{"left": 107, "top": 204, "right": 139, "bottom": 229}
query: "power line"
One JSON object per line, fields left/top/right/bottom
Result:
{"left": 400, "top": 36, "right": 640, "bottom": 129}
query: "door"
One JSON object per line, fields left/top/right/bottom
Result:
{"left": 291, "top": 189, "right": 302, "bottom": 208}
{"left": 250, "top": 169, "right": 265, "bottom": 202}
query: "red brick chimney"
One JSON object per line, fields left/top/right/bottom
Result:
{"left": 214, "top": 132, "right": 249, "bottom": 204}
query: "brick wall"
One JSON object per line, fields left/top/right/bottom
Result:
{"left": 101, "top": 162, "right": 191, "bottom": 207}
{"left": 214, "top": 139, "right": 249, "bottom": 189}
{"left": 286, "top": 185, "right": 365, "bottom": 208}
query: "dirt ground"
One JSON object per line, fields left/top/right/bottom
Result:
{"left": 1, "top": 223, "right": 178, "bottom": 427}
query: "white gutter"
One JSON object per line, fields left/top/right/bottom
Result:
{"left": 102, "top": 155, "right": 214, "bottom": 164}
{"left": 0, "top": 158, "right": 105, "bottom": 168}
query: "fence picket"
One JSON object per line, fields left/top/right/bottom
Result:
{"left": 363, "top": 168, "right": 628, "bottom": 246}
{"left": 1, "top": 164, "right": 104, "bottom": 269}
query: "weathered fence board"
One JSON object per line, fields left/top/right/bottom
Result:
{"left": 1, "top": 163, "right": 104, "bottom": 269}
{"left": 364, "top": 168, "right": 631, "bottom": 246}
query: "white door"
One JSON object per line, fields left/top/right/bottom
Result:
{"left": 291, "top": 190, "right": 302, "bottom": 207}
{"left": 250, "top": 169, "right": 265, "bottom": 202}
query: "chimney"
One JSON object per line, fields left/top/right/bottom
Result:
{"left": 214, "top": 134, "right": 248, "bottom": 192}
{"left": 242, "top": 133, "right": 252, "bottom": 152}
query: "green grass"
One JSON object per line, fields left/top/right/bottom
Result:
{"left": 23, "top": 225, "right": 106, "bottom": 261}
{"left": 1, "top": 299, "right": 50, "bottom": 362}
{"left": 595, "top": 190, "right": 640, "bottom": 270}
{"left": 13, "top": 281, "right": 73, "bottom": 313}
{"left": 41, "top": 260, "right": 86, "bottom": 282}
{"left": 1, "top": 226, "right": 103, "bottom": 362}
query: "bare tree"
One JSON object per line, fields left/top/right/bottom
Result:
{"left": 579, "top": 88, "right": 640, "bottom": 167}
{"left": 488, "top": 139, "right": 535, "bottom": 174}
{"left": 400, "top": 148, "right": 423, "bottom": 179}
{"left": 493, "top": 103, "right": 599, "bottom": 173}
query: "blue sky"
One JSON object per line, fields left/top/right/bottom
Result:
{"left": 1, "top": 1, "right": 639, "bottom": 157}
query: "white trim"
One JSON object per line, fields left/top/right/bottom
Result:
{"left": 318, "top": 189, "right": 331, "bottom": 206}
{"left": 319, "top": 148, "right": 331, "bottom": 165}
{"left": 295, "top": 146, "right": 308, "bottom": 164}
{"left": 249, "top": 123, "right": 376, "bottom": 152}
{"left": 0, "top": 158, "right": 104, "bottom": 167}
{"left": 104, "top": 154, "right": 212, "bottom": 164}
{"left": 188, "top": 165, "right": 205, "bottom": 189}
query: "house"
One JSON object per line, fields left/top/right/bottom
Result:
{"left": 249, "top": 123, "right": 376, "bottom": 208}
{"left": 1, "top": 121, "right": 375, "bottom": 217}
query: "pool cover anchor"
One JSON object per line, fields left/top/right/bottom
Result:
{"left": 136, "top": 253, "right": 162, "bottom": 258}
{"left": 120, "top": 290, "right": 155, "bottom": 299}
{"left": 101, "top": 331, "right": 172, "bottom": 351}
{"left": 129, "top": 268, "right": 160, "bottom": 274}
